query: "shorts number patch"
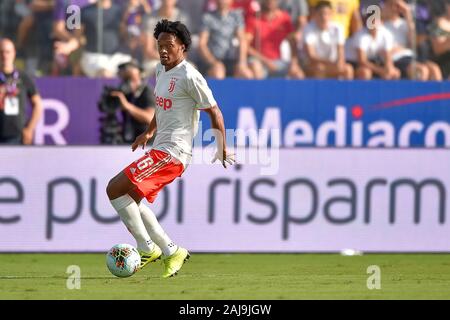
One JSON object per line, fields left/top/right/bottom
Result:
{"left": 137, "top": 157, "right": 154, "bottom": 171}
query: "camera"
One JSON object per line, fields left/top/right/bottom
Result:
{"left": 97, "top": 60, "right": 146, "bottom": 145}
{"left": 98, "top": 84, "right": 133, "bottom": 114}
{"left": 98, "top": 84, "right": 131, "bottom": 144}
{"left": 98, "top": 86, "right": 122, "bottom": 114}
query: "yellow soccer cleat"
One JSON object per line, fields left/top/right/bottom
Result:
{"left": 138, "top": 245, "right": 162, "bottom": 270}
{"left": 162, "top": 247, "right": 190, "bottom": 278}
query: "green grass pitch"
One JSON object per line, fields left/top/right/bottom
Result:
{"left": 1, "top": 253, "right": 450, "bottom": 299}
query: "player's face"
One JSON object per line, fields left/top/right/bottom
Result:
{"left": 157, "top": 32, "right": 185, "bottom": 68}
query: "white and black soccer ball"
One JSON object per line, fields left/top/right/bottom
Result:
{"left": 106, "top": 243, "right": 141, "bottom": 278}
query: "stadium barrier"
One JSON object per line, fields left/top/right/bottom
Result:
{"left": 1, "top": 147, "right": 449, "bottom": 252}
{"left": 33, "top": 78, "right": 450, "bottom": 148}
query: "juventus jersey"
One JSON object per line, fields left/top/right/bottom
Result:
{"left": 152, "top": 60, "right": 217, "bottom": 168}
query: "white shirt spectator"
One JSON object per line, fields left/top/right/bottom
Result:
{"left": 384, "top": 18, "right": 414, "bottom": 61}
{"left": 345, "top": 26, "right": 394, "bottom": 62}
{"left": 303, "top": 21, "right": 345, "bottom": 63}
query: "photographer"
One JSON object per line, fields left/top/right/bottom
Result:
{"left": 106, "top": 61, "right": 155, "bottom": 144}
{"left": 1, "top": 38, "right": 42, "bottom": 145}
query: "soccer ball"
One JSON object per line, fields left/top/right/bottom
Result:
{"left": 106, "top": 244, "right": 141, "bottom": 278}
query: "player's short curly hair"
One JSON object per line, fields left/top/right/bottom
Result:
{"left": 153, "top": 19, "right": 192, "bottom": 52}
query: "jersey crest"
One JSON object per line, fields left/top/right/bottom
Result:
{"left": 168, "top": 77, "right": 178, "bottom": 93}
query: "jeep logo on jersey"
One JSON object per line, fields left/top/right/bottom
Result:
{"left": 156, "top": 95, "right": 173, "bottom": 110}
{"left": 168, "top": 77, "right": 178, "bottom": 93}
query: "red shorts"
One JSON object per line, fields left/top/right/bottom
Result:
{"left": 124, "top": 149, "right": 184, "bottom": 203}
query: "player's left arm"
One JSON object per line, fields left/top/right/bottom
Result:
{"left": 202, "top": 106, "right": 235, "bottom": 168}
{"left": 188, "top": 73, "right": 235, "bottom": 168}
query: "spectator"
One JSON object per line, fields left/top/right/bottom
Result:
{"left": 120, "top": 0, "right": 152, "bottom": 65}
{"left": 246, "top": 0, "right": 304, "bottom": 79}
{"left": 361, "top": 1, "right": 435, "bottom": 63}
{"left": 81, "top": 0, "right": 133, "bottom": 78}
{"left": 141, "top": 0, "right": 191, "bottom": 76}
{"left": 413, "top": 0, "right": 434, "bottom": 48}
{"left": 279, "top": 0, "right": 310, "bottom": 33}
{"left": 56, "top": 0, "right": 132, "bottom": 78}
{"left": 109, "top": 60, "right": 155, "bottom": 144}
{"left": 204, "top": 0, "right": 261, "bottom": 24}
{"left": 279, "top": 0, "right": 310, "bottom": 59}
{"left": 383, "top": 0, "right": 442, "bottom": 80}
{"left": 429, "top": 0, "right": 450, "bottom": 79}
{"left": 1, "top": 1, "right": 24, "bottom": 42}
{"left": 0, "top": 38, "right": 42, "bottom": 145}
{"left": 16, "top": 1, "right": 55, "bottom": 75}
{"left": 53, "top": 0, "right": 96, "bottom": 76}
{"left": 308, "top": 0, "right": 363, "bottom": 38}
{"left": 16, "top": 1, "right": 34, "bottom": 51}
{"left": 232, "top": 0, "right": 261, "bottom": 21}
{"left": 345, "top": 11, "right": 401, "bottom": 79}
{"left": 198, "top": 0, "right": 253, "bottom": 79}
{"left": 303, "top": 1, "right": 354, "bottom": 79}
{"left": 177, "top": 0, "right": 209, "bottom": 35}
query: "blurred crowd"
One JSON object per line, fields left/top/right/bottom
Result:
{"left": 1, "top": 0, "right": 450, "bottom": 80}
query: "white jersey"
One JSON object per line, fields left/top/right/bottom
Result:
{"left": 152, "top": 60, "right": 217, "bottom": 168}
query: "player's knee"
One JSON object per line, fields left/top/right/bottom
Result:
{"left": 106, "top": 179, "right": 117, "bottom": 200}
{"left": 106, "top": 177, "right": 125, "bottom": 200}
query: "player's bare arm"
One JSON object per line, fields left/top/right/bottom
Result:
{"left": 203, "top": 105, "right": 235, "bottom": 168}
{"left": 131, "top": 115, "right": 157, "bottom": 151}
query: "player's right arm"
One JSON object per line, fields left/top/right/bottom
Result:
{"left": 131, "top": 115, "right": 157, "bottom": 152}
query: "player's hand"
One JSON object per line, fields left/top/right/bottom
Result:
{"left": 131, "top": 132, "right": 152, "bottom": 152}
{"left": 211, "top": 149, "right": 235, "bottom": 168}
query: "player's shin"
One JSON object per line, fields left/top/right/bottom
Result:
{"left": 138, "top": 202, "right": 178, "bottom": 256}
{"left": 110, "top": 194, "right": 154, "bottom": 253}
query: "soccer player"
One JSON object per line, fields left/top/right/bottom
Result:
{"left": 106, "top": 19, "right": 235, "bottom": 278}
